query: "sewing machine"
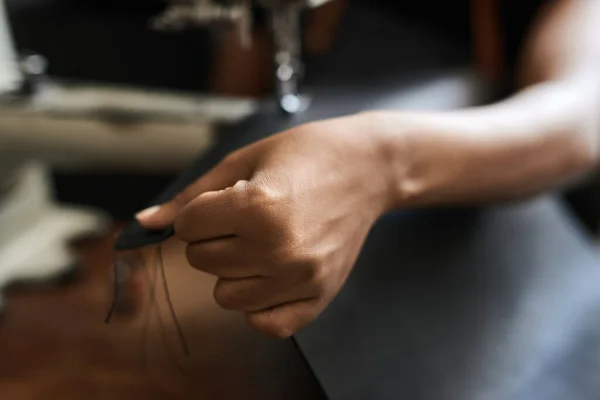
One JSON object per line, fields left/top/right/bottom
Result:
{"left": 152, "top": 0, "right": 334, "bottom": 114}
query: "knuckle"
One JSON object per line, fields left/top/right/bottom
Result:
{"left": 213, "top": 281, "right": 242, "bottom": 310}
{"left": 269, "top": 325, "right": 294, "bottom": 339}
{"left": 173, "top": 213, "right": 192, "bottom": 242}
{"left": 283, "top": 228, "right": 305, "bottom": 248}
{"left": 269, "top": 246, "right": 300, "bottom": 271}
{"left": 274, "top": 247, "right": 323, "bottom": 274}
{"left": 302, "top": 261, "right": 329, "bottom": 295}
{"left": 268, "top": 229, "right": 306, "bottom": 260}
{"left": 284, "top": 250, "right": 329, "bottom": 294}
{"left": 244, "top": 183, "right": 284, "bottom": 207}
{"left": 247, "top": 313, "right": 294, "bottom": 339}
{"left": 305, "top": 261, "right": 328, "bottom": 289}
{"left": 184, "top": 244, "right": 202, "bottom": 269}
{"left": 245, "top": 184, "right": 269, "bottom": 203}
{"left": 172, "top": 192, "right": 188, "bottom": 208}
{"left": 296, "top": 253, "right": 322, "bottom": 276}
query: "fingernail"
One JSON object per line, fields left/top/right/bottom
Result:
{"left": 135, "top": 205, "right": 161, "bottom": 220}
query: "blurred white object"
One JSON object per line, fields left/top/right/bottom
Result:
{"left": 0, "top": 2, "right": 110, "bottom": 299}
{"left": 0, "top": 0, "right": 21, "bottom": 94}
{"left": 0, "top": 82, "right": 255, "bottom": 173}
{"left": 0, "top": 0, "right": 255, "bottom": 173}
{"left": 0, "top": 2, "right": 108, "bottom": 297}
{"left": 0, "top": 162, "right": 109, "bottom": 293}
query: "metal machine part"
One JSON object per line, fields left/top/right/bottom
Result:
{"left": 153, "top": 0, "right": 255, "bottom": 48}
{"left": 268, "top": 0, "right": 305, "bottom": 114}
{"left": 153, "top": 0, "right": 332, "bottom": 114}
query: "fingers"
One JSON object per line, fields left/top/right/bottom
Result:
{"left": 213, "top": 276, "right": 320, "bottom": 313}
{"left": 185, "top": 238, "right": 264, "bottom": 278}
{"left": 136, "top": 163, "right": 240, "bottom": 230}
{"left": 246, "top": 299, "right": 326, "bottom": 339}
{"left": 188, "top": 237, "right": 322, "bottom": 321}
{"left": 174, "top": 187, "right": 244, "bottom": 243}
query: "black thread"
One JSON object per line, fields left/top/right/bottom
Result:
{"left": 104, "top": 258, "right": 120, "bottom": 324}
{"left": 105, "top": 245, "right": 190, "bottom": 357}
{"left": 142, "top": 246, "right": 189, "bottom": 376}
{"left": 141, "top": 248, "right": 160, "bottom": 371}
{"left": 158, "top": 244, "right": 190, "bottom": 356}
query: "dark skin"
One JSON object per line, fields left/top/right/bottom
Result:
{"left": 137, "top": 0, "right": 600, "bottom": 339}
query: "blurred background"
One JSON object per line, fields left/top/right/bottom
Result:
{"left": 0, "top": 0, "right": 598, "bottom": 399}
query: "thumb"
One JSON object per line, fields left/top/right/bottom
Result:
{"left": 135, "top": 164, "right": 239, "bottom": 230}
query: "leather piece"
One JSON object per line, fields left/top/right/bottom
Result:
{"left": 295, "top": 198, "right": 600, "bottom": 400}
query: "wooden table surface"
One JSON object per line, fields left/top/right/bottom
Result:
{"left": 0, "top": 230, "right": 325, "bottom": 400}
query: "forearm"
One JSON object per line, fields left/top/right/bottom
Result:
{"left": 370, "top": 0, "right": 600, "bottom": 209}
{"left": 371, "top": 81, "right": 596, "bottom": 208}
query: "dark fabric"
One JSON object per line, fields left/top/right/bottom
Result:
{"left": 296, "top": 197, "right": 600, "bottom": 400}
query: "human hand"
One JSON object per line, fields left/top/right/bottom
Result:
{"left": 136, "top": 113, "right": 394, "bottom": 338}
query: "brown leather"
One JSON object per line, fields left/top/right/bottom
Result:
{"left": 0, "top": 232, "right": 325, "bottom": 399}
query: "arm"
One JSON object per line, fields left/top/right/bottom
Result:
{"left": 369, "top": 0, "right": 600, "bottom": 209}
{"left": 135, "top": 0, "right": 600, "bottom": 338}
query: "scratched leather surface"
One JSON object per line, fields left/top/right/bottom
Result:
{"left": 115, "top": 4, "right": 600, "bottom": 400}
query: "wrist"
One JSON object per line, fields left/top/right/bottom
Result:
{"left": 354, "top": 111, "right": 423, "bottom": 212}
{"left": 331, "top": 112, "right": 403, "bottom": 216}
